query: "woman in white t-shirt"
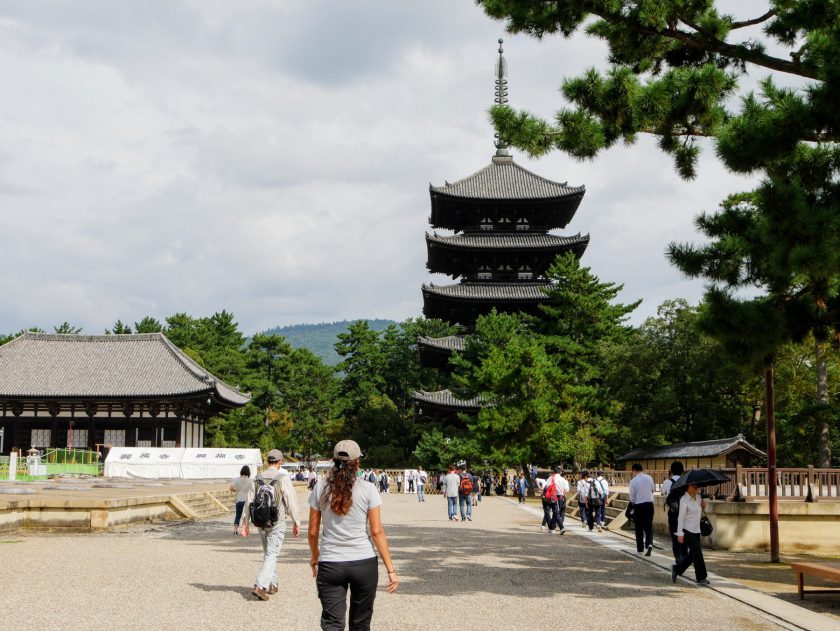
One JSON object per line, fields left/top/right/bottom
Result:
{"left": 229, "top": 465, "right": 251, "bottom": 535}
{"left": 308, "top": 440, "right": 398, "bottom": 630}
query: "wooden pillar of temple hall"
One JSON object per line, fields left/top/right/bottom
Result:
{"left": 85, "top": 402, "right": 97, "bottom": 451}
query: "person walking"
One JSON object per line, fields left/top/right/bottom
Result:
{"left": 593, "top": 471, "right": 609, "bottom": 531}
{"left": 416, "top": 466, "right": 426, "bottom": 502}
{"left": 444, "top": 465, "right": 461, "bottom": 521}
{"left": 576, "top": 470, "right": 596, "bottom": 531}
{"left": 396, "top": 472, "right": 403, "bottom": 494}
{"left": 458, "top": 463, "right": 475, "bottom": 522}
{"left": 629, "top": 463, "right": 656, "bottom": 556}
{"left": 661, "top": 461, "right": 687, "bottom": 563}
{"left": 543, "top": 466, "right": 569, "bottom": 534}
{"left": 308, "top": 439, "right": 398, "bottom": 630}
{"left": 230, "top": 465, "right": 251, "bottom": 535}
{"left": 239, "top": 449, "right": 301, "bottom": 601}
{"left": 671, "top": 482, "right": 709, "bottom": 585}
{"left": 515, "top": 472, "right": 528, "bottom": 504}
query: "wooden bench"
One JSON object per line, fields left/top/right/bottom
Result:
{"left": 790, "top": 562, "right": 840, "bottom": 600}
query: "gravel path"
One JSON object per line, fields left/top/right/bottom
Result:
{"left": 1, "top": 490, "right": 785, "bottom": 630}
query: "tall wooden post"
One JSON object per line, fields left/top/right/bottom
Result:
{"left": 766, "top": 364, "right": 780, "bottom": 563}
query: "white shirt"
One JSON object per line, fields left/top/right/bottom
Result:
{"left": 549, "top": 473, "right": 570, "bottom": 497}
{"left": 576, "top": 478, "right": 591, "bottom": 501}
{"left": 595, "top": 476, "right": 609, "bottom": 498}
{"left": 444, "top": 472, "right": 461, "bottom": 497}
{"left": 629, "top": 473, "right": 655, "bottom": 504}
{"left": 660, "top": 475, "right": 680, "bottom": 497}
{"left": 676, "top": 492, "right": 703, "bottom": 536}
{"left": 309, "top": 478, "right": 382, "bottom": 562}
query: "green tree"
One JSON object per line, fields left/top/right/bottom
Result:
{"left": 53, "top": 322, "right": 82, "bottom": 334}
{"left": 335, "top": 320, "right": 386, "bottom": 423}
{"left": 602, "top": 299, "right": 756, "bottom": 456}
{"left": 480, "top": 0, "right": 836, "bottom": 178}
{"left": 134, "top": 316, "right": 164, "bottom": 333}
{"left": 108, "top": 320, "right": 132, "bottom": 334}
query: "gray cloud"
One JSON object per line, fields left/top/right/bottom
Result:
{"left": 0, "top": 1, "right": 760, "bottom": 335}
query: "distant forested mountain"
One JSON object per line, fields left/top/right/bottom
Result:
{"left": 259, "top": 319, "right": 396, "bottom": 365}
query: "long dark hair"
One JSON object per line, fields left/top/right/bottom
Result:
{"left": 321, "top": 458, "right": 359, "bottom": 516}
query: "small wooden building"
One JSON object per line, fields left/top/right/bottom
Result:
{"left": 0, "top": 332, "right": 250, "bottom": 454}
{"left": 616, "top": 434, "right": 766, "bottom": 471}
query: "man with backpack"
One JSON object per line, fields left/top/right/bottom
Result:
{"left": 661, "top": 461, "right": 687, "bottom": 563}
{"left": 593, "top": 471, "right": 610, "bottom": 531}
{"left": 541, "top": 466, "right": 569, "bottom": 534}
{"left": 457, "top": 462, "right": 475, "bottom": 522}
{"left": 238, "top": 449, "right": 301, "bottom": 601}
{"left": 576, "top": 470, "right": 598, "bottom": 532}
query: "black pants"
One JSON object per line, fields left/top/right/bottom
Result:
{"left": 317, "top": 557, "right": 378, "bottom": 631}
{"left": 541, "top": 497, "right": 566, "bottom": 530}
{"left": 667, "top": 510, "right": 687, "bottom": 562}
{"left": 634, "top": 502, "right": 654, "bottom": 551}
{"left": 675, "top": 531, "right": 707, "bottom": 582}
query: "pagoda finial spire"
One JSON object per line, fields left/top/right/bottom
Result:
{"left": 494, "top": 38, "right": 510, "bottom": 156}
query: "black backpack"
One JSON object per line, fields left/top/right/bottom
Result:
{"left": 665, "top": 485, "right": 682, "bottom": 513}
{"left": 587, "top": 479, "right": 603, "bottom": 506}
{"left": 250, "top": 476, "right": 281, "bottom": 528}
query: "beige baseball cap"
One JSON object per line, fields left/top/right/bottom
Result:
{"left": 267, "top": 449, "right": 283, "bottom": 463}
{"left": 333, "top": 440, "right": 363, "bottom": 461}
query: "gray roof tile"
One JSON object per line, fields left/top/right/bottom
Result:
{"left": 430, "top": 155, "right": 584, "bottom": 200}
{"left": 0, "top": 333, "right": 250, "bottom": 405}
{"left": 417, "top": 335, "right": 467, "bottom": 352}
{"left": 426, "top": 232, "right": 589, "bottom": 250}
{"left": 616, "top": 434, "right": 766, "bottom": 461}
{"left": 422, "top": 282, "right": 552, "bottom": 301}
{"left": 412, "top": 389, "right": 485, "bottom": 410}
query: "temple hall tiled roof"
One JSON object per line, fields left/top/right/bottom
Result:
{"left": 616, "top": 434, "right": 766, "bottom": 462}
{"left": 422, "top": 282, "right": 553, "bottom": 301}
{"left": 412, "top": 389, "right": 485, "bottom": 410}
{"left": 0, "top": 332, "right": 250, "bottom": 406}
{"left": 430, "top": 154, "right": 585, "bottom": 200}
{"left": 426, "top": 232, "right": 589, "bottom": 250}
{"left": 417, "top": 335, "right": 467, "bottom": 353}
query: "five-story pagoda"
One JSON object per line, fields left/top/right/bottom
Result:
{"left": 414, "top": 40, "right": 589, "bottom": 418}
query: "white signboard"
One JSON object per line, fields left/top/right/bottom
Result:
{"left": 104, "top": 447, "right": 263, "bottom": 479}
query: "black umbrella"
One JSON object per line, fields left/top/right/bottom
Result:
{"left": 667, "top": 469, "right": 731, "bottom": 499}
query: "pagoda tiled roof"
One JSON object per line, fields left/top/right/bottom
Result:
{"left": 616, "top": 434, "right": 766, "bottom": 462}
{"left": 412, "top": 389, "right": 485, "bottom": 410}
{"left": 422, "top": 282, "right": 553, "bottom": 301}
{"left": 430, "top": 154, "right": 584, "bottom": 200}
{"left": 0, "top": 332, "right": 250, "bottom": 406}
{"left": 417, "top": 335, "right": 467, "bottom": 352}
{"left": 426, "top": 232, "right": 589, "bottom": 250}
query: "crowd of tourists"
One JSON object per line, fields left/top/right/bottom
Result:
{"left": 228, "top": 450, "right": 713, "bottom": 630}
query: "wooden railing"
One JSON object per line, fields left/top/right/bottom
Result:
{"left": 590, "top": 467, "right": 840, "bottom": 501}
{"left": 735, "top": 465, "right": 840, "bottom": 501}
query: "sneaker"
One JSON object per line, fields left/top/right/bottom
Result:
{"left": 697, "top": 579, "right": 710, "bottom": 586}
{"left": 645, "top": 545, "right": 653, "bottom": 556}
{"left": 549, "top": 529, "right": 556, "bottom": 534}
{"left": 268, "top": 584, "right": 278, "bottom": 595}
{"left": 596, "top": 524, "right": 602, "bottom": 532}
{"left": 466, "top": 516, "right": 472, "bottom": 521}
{"left": 559, "top": 528, "right": 566, "bottom": 535}
{"left": 540, "top": 525, "right": 546, "bottom": 532}
{"left": 252, "top": 586, "right": 270, "bottom": 601}
{"left": 671, "top": 565, "right": 678, "bottom": 583}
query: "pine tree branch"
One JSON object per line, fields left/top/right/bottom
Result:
{"left": 593, "top": 10, "right": 817, "bottom": 79}
{"left": 729, "top": 10, "right": 777, "bottom": 30}
{"left": 660, "top": 20, "right": 814, "bottom": 79}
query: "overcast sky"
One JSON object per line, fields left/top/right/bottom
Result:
{"left": 0, "top": 1, "right": 774, "bottom": 335}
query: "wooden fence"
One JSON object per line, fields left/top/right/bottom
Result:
{"left": 591, "top": 465, "right": 840, "bottom": 501}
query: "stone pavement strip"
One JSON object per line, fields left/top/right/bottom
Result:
{"left": 2, "top": 489, "right": 836, "bottom": 631}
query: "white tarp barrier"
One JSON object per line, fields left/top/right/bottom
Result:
{"left": 104, "top": 447, "right": 262, "bottom": 479}
{"left": 181, "top": 448, "right": 262, "bottom": 479}
{"left": 104, "top": 447, "right": 184, "bottom": 479}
